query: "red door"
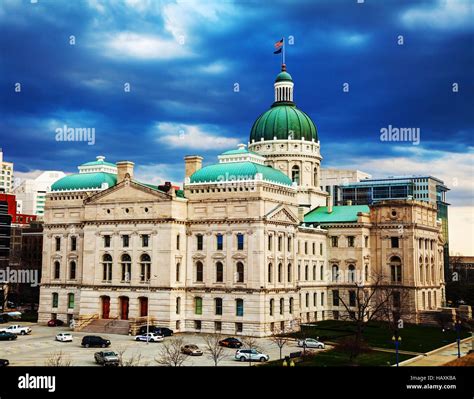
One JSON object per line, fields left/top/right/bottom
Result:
{"left": 120, "top": 297, "right": 129, "bottom": 320}
{"left": 102, "top": 297, "right": 110, "bottom": 319}
{"left": 139, "top": 297, "right": 148, "bottom": 317}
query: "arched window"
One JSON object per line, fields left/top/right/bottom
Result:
{"left": 291, "top": 165, "right": 300, "bottom": 184}
{"left": 278, "top": 263, "right": 282, "bottom": 283}
{"left": 289, "top": 297, "right": 294, "bottom": 314}
{"left": 313, "top": 167, "right": 318, "bottom": 187}
{"left": 216, "top": 262, "right": 224, "bottom": 282}
{"left": 332, "top": 265, "right": 339, "bottom": 282}
{"left": 69, "top": 261, "right": 76, "bottom": 280}
{"left": 121, "top": 254, "right": 131, "bottom": 282}
{"left": 196, "top": 261, "right": 203, "bottom": 282}
{"left": 305, "top": 293, "right": 310, "bottom": 307}
{"left": 176, "top": 297, "right": 181, "bottom": 314}
{"left": 54, "top": 261, "right": 60, "bottom": 279}
{"left": 103, "top": 254, "right": 112, "bottom": 281}
{"left": 236, "top": 299, "right": 244, "bottom": 316}
{"left": 140, "top": 253, "right": 151, "bottom": 282}
{"left": 390, "top": 256, "right": 402, "bottom": 283}
{"left": 215, "top": 298, "right": 223, "bottom": 315}
{"left": 348, "top": 265, "right": 356, "bottom": 283}
{"left": 287, "top": 264, "right": 292, "bottom": 282}
{"left": 269, "top": 299, "right": 274, "bottom": 316}
{"left": 236, "top": 262, "right": 244, "bottom": 283}
{"left": 52, "top": 292, "right": 58, "bottom": 308}
{"left": 268, "top": 263, "right": 273, "bottom": 283}
{"left": 280, "top": 298, "right": 284, "bottom": 315}
{"left": 67, "top": 293, "right": 74, "bottom": 309}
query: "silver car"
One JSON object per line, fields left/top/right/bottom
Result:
{"left": 235, "top": 349, "right": 269, "bottom": 362}
{"left": 297, "top": 338, "right": 325, "bottom": 349}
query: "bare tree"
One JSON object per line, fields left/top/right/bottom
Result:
{"left": 44, "top": 351, "right": 71, "bottom": 367}
{"left": 333, "top": 272, "right": 406, "bottom": 362}
{"left": 268, "top": 328, "right": 291, "bottom": 360}
{"left": 240, "top": 336, "right": 262, "bottom": 367}
{"left": 202, "top": 334, "right": 226, "bottom": 366}
{"left": 154, "top": 337, "right": 188, "bottom": 367}
{"left": 115, "top": 346, "right": 148, "bottom": 367}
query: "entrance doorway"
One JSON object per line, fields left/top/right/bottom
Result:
{"left": 119, "top": 296, "right": 129, "bottom": 320}
{"left": 139, "top": 297, "right": 148, "bottom": 317}
{"left": 101, "top": 296, "right": 110, "bottom": 319}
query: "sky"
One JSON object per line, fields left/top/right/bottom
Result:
{"left": 0, "top": 0, "right": 473, "bottom": 253}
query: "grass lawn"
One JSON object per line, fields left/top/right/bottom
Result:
{"left": 266, "top": 348, "right": 414, "bottom": 367}
{"left": 291, "top": 320, "right": 470, "bottom": 353}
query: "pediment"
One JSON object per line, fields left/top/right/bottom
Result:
{"left": 85, "top": 180, "right": 171, "bottom": 205}
{"left": 265, "top": 205, "right": 299, "bottom": 224}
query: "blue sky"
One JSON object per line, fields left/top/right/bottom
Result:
{"left": 0, "top": 0, "right": 473, "bottom": 251}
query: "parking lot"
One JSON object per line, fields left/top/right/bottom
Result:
{"left": 0, "top": 323, "right": 331, "bottom": 366}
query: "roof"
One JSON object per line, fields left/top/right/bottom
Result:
{"left": 221, "top": 148, "right": 259, "bottom": 156}
{"left": 275, "top": 71, "right": 293, "bottom": 82}
{"left": 80, "top": 160, "right": 116, "bottom": 168}
{"left": 190, "top": 161, "right": 293, "bottom": 186}
{"left": 51, "top": 172, "right": 117, "bottom": 192}
{"left": 304, "top": 205, "right": 370, "bottom": 224}
{"left": 250, "top": 103, "right": 318, "bottom": 142}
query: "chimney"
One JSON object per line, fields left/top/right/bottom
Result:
{"left": 327, "top": 195, "right": 333, "bottom": 214}
{"left": 184, "top": 155, "right": 203, "bottom": 178}
{"left": 298, "top": 207, "right": 306, "bottom": 222}
{"left": 116, "top": 161, "right": 135, "bottom": 183}
{"left": 347, "top": 200, "right": 352, "bottom": 206}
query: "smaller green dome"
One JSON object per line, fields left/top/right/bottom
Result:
{"left": 275, "top": 71, "right": 292, "bottom": 82}
{"left": 51, "top": 172, "right": 117, "bottom": 192}
{"left": 190, "top": 162, "right": 292, "bottom": 186}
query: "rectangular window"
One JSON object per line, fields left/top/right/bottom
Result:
{"left": 331, "top": 236, "right": 338, "bottom": 247}
{"left": 215, "top": 298, "right": 223, "bottom": 315}
{"left": 104, "top": 235, "right": 111, "bottom": 248}
{"left": 176, "top": 234, "right": 180, "bottom": 250}
{"left": 194, "top": 320, "right": 201, "bottom": 330}
{"left": 55, "top": 237, "right": 61, "bottom": 251}
{"left": 348, "top": 236, "right": 355, "bottom": 247}
{"left": 237, "top": 233, "right": 244, "bottom": 250}
{"left": 332, "top": 290, "right": 339, "bottom": 306}
{"left": 364, "top": 236, "right": 369, "bottom": 248}
{"left": 68, "top": 294, "right": 75, "bottom": 309}
{"left": 195, "top": 297, "right": 202, "bottom": 315}
{"left": 320, "top": 242, "right": 323, "bottom": 255}
{"left": 122, "top": 235, "right": 129, "bottom": 247}
{"left": 287, "top": 236, "right": 292, "bottom": 251}
{"left": 268, "top": 235, "right": 272, "bottom": 251}
{"left": 391, "top": 237, "right": 399, "bottom": 248}
{"left": 235, "top": 322, "right": 243, "bottom": 333}
{"left": 236, "top": 299, "right": 244, "bottom": 316}
{"left": 349, "top": 290, "right": 356, "bottom": 307}
{"left": 278, "top": 236, "right": 282, "bottom": 252}
{"left": 393, "top": 292, "right": 401, "bottom": 308}
{"left": 71, "top": 236, "right": 77, "bottom": 251}
{"left": 304, "top": 241, "right": 308, "bottom": 254}
{"left": 215, "top": 321, "right": 222, "bottom": 332}
{"left": 312, "top": 242, "right": 316, "bottom": 255}
{"left": 142, "top": 234, "right": 149, "bottom": 247}
{"left": 216, "top": 234, "right": 223, "bottom": 250}
{"left": 197, "top": 234, "right": 203, "bottom": 250}
{"left": 52, "top": 294, "right": 58, "bottom": 308}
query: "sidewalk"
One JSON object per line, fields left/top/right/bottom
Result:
{"left": 402, "top": 337, "right": 472, "bottom": 366}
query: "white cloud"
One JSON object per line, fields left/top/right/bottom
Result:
{"left": 103, "top": 32, "right": 191, "bottom": 60}
{"left": 155, "top": 122, "right": 239, "bottom": 150}
{"left": 134, "top": 163, "right": 182, "bottom": 187}
{"left": 199, "top": 61, "right": 228, "bottom": 74}
{"left": 401, "top": 0, "right": 473, "bottom": 30}
{"left": 449, "top": 206, "right": 474, "bottom": 256}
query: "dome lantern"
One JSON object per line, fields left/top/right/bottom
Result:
{"left": 274, "top": 64, "right": 294, "bottom": 103}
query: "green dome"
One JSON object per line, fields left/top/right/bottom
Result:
{"left": 275, "top": 71, "right": 292, "bottom": 82}
{"left": 250, "top": 103, "right": 318, "bottom": 142}
{"left": 190, "top": 161, "right": 292, "bottom": 186}
{"left": 51, "top": 172, "right": 117, "bottom": 192}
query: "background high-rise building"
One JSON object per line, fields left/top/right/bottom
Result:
{"left": 320, "top": 169, "right": 372, "bottom": 205}
{"left": 13, "top": 171, "right": 66, "bottom": 217}
{"left": 0, "top": 149, "right": 14, "bottom": 193}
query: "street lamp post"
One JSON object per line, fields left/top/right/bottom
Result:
{"left": 392, "top": 334, "right": 402, "bottom": 367}
{"left": 455, "top": 320, "right": 462, "bottom": 358}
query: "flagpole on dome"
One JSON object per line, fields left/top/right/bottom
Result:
{"left": 282, "top": 37, "right": 285, "bottom": 68}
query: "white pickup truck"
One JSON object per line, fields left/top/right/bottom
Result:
{"left": 0, "top": 324, "right": 32, "bottom": 335}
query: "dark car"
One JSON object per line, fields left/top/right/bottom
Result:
{"left": 0, "top": 359, "right": 9, "bottom": 367}
{"left": 219, "top": 337, "right": 243, "bottom": 348}
{"left": 47, "top": 319, "right": 64, "bottom": 327}
{"left": 0, "top": 315, "right": 9, "bottom": 324}
{"left": 0, "top": 332, "right": 17, "bottom": 341}
{"left": 138, "top": 326, "right": 173, "bottom": 337}
{"left": 81, "top": 336, "right": 111, "bottom": 348}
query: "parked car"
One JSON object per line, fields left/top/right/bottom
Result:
{"left": 219, "top": 337, "right": 243, "bottom": 348}
{"left": 0, "top": 359, "right": 9, "bottom": 367}
{"left": 137, "top": 326, "right": 173, "bottom": 337}
{"left": 81, "top": 336, "right": 111, "bottom": 348}
{"left": 234, "top": 349, "right": 269, "bottom": 362}
{"left": 134, "top": 333, "right": 164, "bottom": 343}
{"left": 0, "top": 332, "right": 17, "bottom": 341}
{"left": 94, "top": 351, "right": 119, "bottom": 366}
{"left": 297, "top": 338, "right": 325, "bottom": 349}
{"left": 181, "top": 344, "right": 203, "bottom": 356}
{"left": 0, "top": 324, "right": 32, "bottom": 335}
{"left": 0, "top": 315, "right": 10, "bottom": 324}
{"left": 56, "top": 332, "right": 73, "bottom": 342}
{"left": 47, "top": 319, "right": 64, "bottom": 327}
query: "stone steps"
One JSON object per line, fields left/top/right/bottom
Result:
{"left": 81, "top": 319, "right": 130, "bottom": 335}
